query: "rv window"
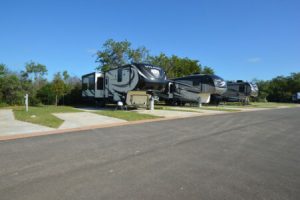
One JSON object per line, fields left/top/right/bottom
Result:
{"left": 239, "top": 85, "right": 245, "bottom": 93}
{"left": 97, "top": 77, "right": 104, "bottom": 90}
{"left": 193, "top": 80, "right": 200, "bottom": 86}
{"left": 118, "top": 68, "right": 122, "bottom": 82}
{"left": 89, "top": 77, "right": 95, "bottom": 90}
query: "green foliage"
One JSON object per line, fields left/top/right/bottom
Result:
{"left": 149, "top": 53, "right": 202, "bottom": 78}
{"left": 0, "top": 74, "right": 23, "bottom": 105}
{"left": 95, "top": 110, "right": 160, "bottom": 121}
{"left": 25, "top": 61, "right": 47, "bottom": 82}
{"left": 63, "top": 70, "right": 70, "bottom": 81}
{"left": 255, "top": 72, "right": 300, "bottom": 102}
{"left": 52, "top": 72, "right": 66, "bottom": 106}
{"left": 128, "top": 46, "right": 150, "bottom": 63}
{"left": 96, "top": 39, "right": 131, "bottom": 71}
{"left": 96, "top": 39, "right": 150, "bottom": 71}
{"left": 0, "top": 63, "right": 8, "bottom": 76}
{"left": 63, "top": 80, "right": 82, "bottom": 105}
{"left": 37, "top": 84, "right": 56, "bottom": 105}
{"left": 202, "top": 66, "right": 215, "bottom": 75}
{"left": 0, "top": 63, "right": 80, "bottom": 106}
{"left": 95, "top": 39, "right": 216, "bottom": 78}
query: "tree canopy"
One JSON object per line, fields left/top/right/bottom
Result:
{"left": 96, "top": 39, "right": 215, "bottom": 78}
{"left": 255, "top": 72, "right": 300, "bottom": 102}
{"left": 25, "top": 61, "right": 48, "bottom": 81}
{"left": 96, "top": 39, "right": 150, "bottom": 71}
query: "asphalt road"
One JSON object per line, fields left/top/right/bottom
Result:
{"left": 1, "top": 108, "right": 300, "bottom": 200}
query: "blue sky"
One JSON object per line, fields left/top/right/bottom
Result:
{"left": 0, "top": 0, "right": 299, "bottom": 81}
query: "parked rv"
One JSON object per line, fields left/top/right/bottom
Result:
{"left": 222, "top": 80, "right": 258, "bottom": 103}
{"left": 159, "top": 74, "right": 227, "bottom": 105}
{"left": 292, "top": 92, "right": 300, "bottom": 103}
{"left": 82, "top": 63, "right": 167, "bottom": 107}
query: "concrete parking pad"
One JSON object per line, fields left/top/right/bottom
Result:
{"left": 53, "top": 112, "right": 126, "bottom": 129}
{"left": 0, "top": 109, "right": 54, "bottom": 136}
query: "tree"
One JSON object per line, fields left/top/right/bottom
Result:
{"left": 202, "top": 66, "right": 215, "bottom": 75}
{"left": 0, "top": 74, "right": 23, "bottom": 105}
{"left": 37, "top": 84, "right": 56, "bottom": 105}
{"left": 95, "top": 39, "right": 150, "bottom": 71}
{"left": 96, "top": 39, "right": 131, "bottom": 71}
{"left": 255, "top": 80, "right": 270, "bottom": 102}
{"left": 63, "top": 70, "right": 70, "bottom": 81}
{"left": 149, "top": 53, "right": 201, "bottom": 78}
{"left": 51, "top": 72, "right": 66, "bottom": 106}
{"left": 25, "top": 61, "right": 48, "bottom": 81}
{"left": 0, "top": 63, "right": 8, "bottom": 76}
{"left": 128, "top": 46, "right": 150, "bottom": 63}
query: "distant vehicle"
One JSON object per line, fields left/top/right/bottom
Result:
{"left": 159, "top": 74, "right": 227, "bottom": 105}
{"left": 82, "top": 63, "right": 167, "bottom": 107}
{"left": 222, "top": 80, "right": 258, "bottom": 103}
{"left": 292, "top": 92, "right": 300, "bottom": 103}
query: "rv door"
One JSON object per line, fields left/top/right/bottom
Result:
{"left": 95, "top": 76, "right": 104, "bottom": 98}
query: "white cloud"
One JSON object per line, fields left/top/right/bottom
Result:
{"left": 86, "top": 48, "right": 97, "bottom": 55}
{"left": 247, "top": 57, "right": 261, "bottom": 63}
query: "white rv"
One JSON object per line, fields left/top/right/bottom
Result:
{"left": 82, "top": 63, "right": 167, "bottom": 107}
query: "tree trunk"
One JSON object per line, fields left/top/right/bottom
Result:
{"left": 55, "top": 95, "right": 58, "bottom": 106}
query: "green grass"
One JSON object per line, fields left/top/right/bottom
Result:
{"left": 155, "top": 106, "right": 201, "bottom": 113}
{"left": 249, "top": 102, "right": 297, "bottom": 108}
{"left": 199, "top": 107, "right": 240, "bottom": 112}
{"left": 12, "top": 105, "right": 81, "bottom": 128}
{"left": 95, "top": 110, "right": 161, "bottom": 121}
{"left": 223, "top": 102, "right": 297, "bottom": 108}
{"left": 155, "top": 105, "right": 239, "bottom": 112}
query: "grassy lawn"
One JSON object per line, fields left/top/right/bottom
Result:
{"left": 198, "top": 107, "right": 241, "bottom": 112}
{"left": 12, "top": 106, "right": 81, "bottom": 128}
{"left": 155, "top": 106, "right": 202, "bottom": 113}
{"left": 249, "top": 102, "right": 297, "bottom": 108}
{"left": 223, "top": 102, "right": 297, "bottom": 108}
{"left": 156, "top": 105, "right": 239, "bottom": 112}
{"left": 95, "top": 110, "right": 161, "bottom": 121}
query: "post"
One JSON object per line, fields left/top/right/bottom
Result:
{"left": 198, "top": 96, "right": 202, "bottom": 108}
{"left": 149, "top": 95, "right": 154, "bottom": 110}
{"left": 24, "top": 94, "right": 29, "bottom": 112}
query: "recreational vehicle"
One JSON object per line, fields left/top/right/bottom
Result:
{"left": 222, "top": 80, "right": 258, "bottom": 103}
{"left": 82, "top": 63, "right": 167, "bottom": 107}
{"left": 292, "top": 92, "right": 300, "bottom": 103}
{"left": 160, "top": 74, "right": 227, "bottom": 105}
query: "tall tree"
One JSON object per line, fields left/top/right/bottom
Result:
{"left": 25, "top": 61, "right": 48, "bottom": 81}
{"left": 51, "top": 72, "right": 65, "bottom": 106}
{"left": 95, "top": 39, "right": 150, "bottom": 71}
{"left": 128, "top": 46, "right": 150, "bottom": 63}
{"left": 96, "top": 39, "right": 131, "bottom": 71}
{"left": 150, "top": 54, "right": 201, "bottom": 78}
{"left": 63, "top": 70, "right": 70, "bottom": 81}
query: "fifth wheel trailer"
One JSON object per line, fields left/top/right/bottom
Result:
{"left": 222, "top": 80, "right": 258, "bottom": 103}
{"left": 82, "top": 63, "right": 167, "bottom": 107}
{"left": 159, "top": 74, "right": 227, "bottom": 105}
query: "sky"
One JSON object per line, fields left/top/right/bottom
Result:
{"left": 0, "top": 0, "right": 299, "bottom": 81}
